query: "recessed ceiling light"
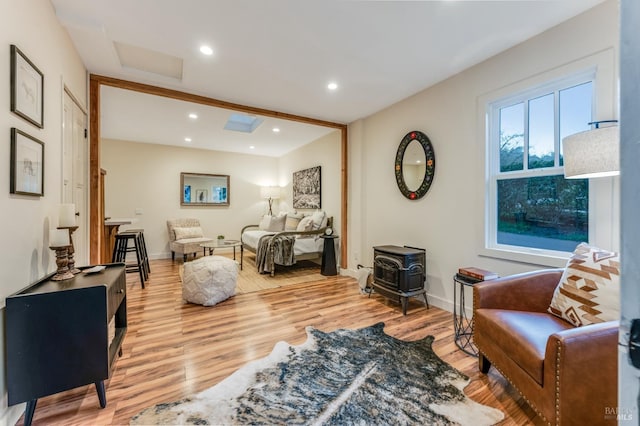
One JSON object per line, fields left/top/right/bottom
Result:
{"left": 249, "top": 145, "right": 255, "bottom": 150}
{"left": 327, "top": 82, "right": 338, "bottom": 91}
{"left": 184, "top": 137, "right": 192, "bottom": 142}
{"left": 416, "top": 160, "right": 422, "bottom": 164}
{"left": 272, "top": 127, "right": 280, "bottom": 133}
{"left": 188, "top": 113, "right": 198, "bottom": 119}
{"left": 200, "top": 45, "right": 213, "bottom": 55}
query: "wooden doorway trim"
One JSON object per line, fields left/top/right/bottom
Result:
{"left": 89, "top": 74, "right": 348, "bottom": 268}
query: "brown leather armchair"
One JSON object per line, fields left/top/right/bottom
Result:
{"left": 473, "top": 269, "right": 618, "bottom": 426}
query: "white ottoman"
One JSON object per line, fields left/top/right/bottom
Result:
{"left": 182, "top": 256, "right": 238, "bottom": 306}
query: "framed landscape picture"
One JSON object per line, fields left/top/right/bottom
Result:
{"left": 10, "top": 128, "right": 44, "bottom": 196}
{"left": 293, "top": 166, "right": 321, "bottom": 209}
{"left": 10, "top": 45, "right": 44, "bottom": 128}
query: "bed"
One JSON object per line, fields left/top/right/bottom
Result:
{"left": 241, "top": 212, "right": 332, "bottom": 276}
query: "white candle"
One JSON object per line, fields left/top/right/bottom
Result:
{"left": 59, "top": 204, "right": 76, "bottom": 227}
{"left": 50, "top": 229, "right": 70, "bottom": 247}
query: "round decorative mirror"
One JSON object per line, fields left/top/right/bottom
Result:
{"left": 395, "top": 130, "right": 435, "bottom": 200}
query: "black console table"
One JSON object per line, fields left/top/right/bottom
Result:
{"left": 320, "top": 235, "right": 339, "bottom": 276}
{"left": 6, "top": 263, "right": 127, "bottom": 426}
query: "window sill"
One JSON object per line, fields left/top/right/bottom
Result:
{"left": 479, "top": 246, "right": 569, "bottom": 268}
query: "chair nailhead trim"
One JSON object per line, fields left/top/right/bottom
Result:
{"left": 474, "top": 285, "right": 554, "bottom": 425}
{"left": 476, "top": 345, "right": 551, "bottom": 425}
{"left": 555, "top": 341, "right": 562, "bottom": 425}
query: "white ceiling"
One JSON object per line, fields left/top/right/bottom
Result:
{"left": 100, "top": 86, "right": 337, "bottom": 156}
{"left": 51, "top": 0, "right": 604, "bottom": 156}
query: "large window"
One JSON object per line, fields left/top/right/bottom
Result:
{"left": 488, "top": 74, "right": 593, "bottom": 253}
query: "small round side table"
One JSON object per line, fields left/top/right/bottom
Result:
{"left": 453, "top": 273, "right": 480, "bottom": 356}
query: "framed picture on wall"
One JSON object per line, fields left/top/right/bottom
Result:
{"left": 10, "top": 45, "right": 44, "bottom": 129}
{"left": 293, "top": 166, "right": 321, "bottom": 209}
{"left": 10, "top": 128, "right": 44, "bottom": 196}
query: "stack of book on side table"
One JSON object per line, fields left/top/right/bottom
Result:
{"left": 456, "top": 266, "right": 499, "bottom": 284}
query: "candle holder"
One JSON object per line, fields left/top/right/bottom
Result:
{"left": 58, "top": 226, "right": 81, "bottom": 274}
{"left": 49, "top": 246, "right": 74, "bottom": 281}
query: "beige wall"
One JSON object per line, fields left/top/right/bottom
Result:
{"left": 347, "top": 0, "right": 619, "bottom": 312}
{"left": 0, "top": 0, "right": 87, "bottom": 423}
{"left": 101, "top": 133, "right": 341, "bottom": 258}
{"left": 277, "top": 130, "right": 342, "bottom": 230}
{"left": 101, "top": 139, "right": 280, "bottom": 258}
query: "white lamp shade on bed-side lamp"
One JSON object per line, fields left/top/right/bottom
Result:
{"left": 260, "top": 186, "right": 281, "bottom": 200}
{"left": 563, "top": 125, "right": 619, "bottom": 179}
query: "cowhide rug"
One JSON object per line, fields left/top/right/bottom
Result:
{"left": 130, "top": 323, "right": 504, "bottom": 425}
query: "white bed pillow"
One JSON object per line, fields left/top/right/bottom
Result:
{"left": 267, "top": 214, "right": 286, "bottom": 231}
{"left": 258, "top": 215, "right": 272, "bottom": 230}
{"left": 310, "top": 211, "right": 326, "bottom": 230}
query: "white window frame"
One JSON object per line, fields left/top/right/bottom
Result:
{"left": 477, "top": 49, "right": 619, "bottom": 267}
{"left": 487, "top": 71, "right": 594, "bottom": 257}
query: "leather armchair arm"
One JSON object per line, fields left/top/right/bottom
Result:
{"left": 545, "top": 321, "right": 618, "bottom": 425}
{"left": 473, "top": 269, "right": 563, "bottom": 313}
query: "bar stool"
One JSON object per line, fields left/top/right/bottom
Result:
{"left": 123, "top": 228, "right": 150, "bottom": 276}
{"left": 112, "top": 231, "right": 147, "bottom": 288}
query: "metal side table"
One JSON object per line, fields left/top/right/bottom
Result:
{"left": 453, "top": 273, "right": 480, "bottom": 356}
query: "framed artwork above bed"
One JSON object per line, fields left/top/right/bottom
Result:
{"left": 293, "top": 166, "right": 321, "bottom": 209}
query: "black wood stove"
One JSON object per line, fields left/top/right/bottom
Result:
{"left": 370, "top": 245, "right": 429, "bottom": 315}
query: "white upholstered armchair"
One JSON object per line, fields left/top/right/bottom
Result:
{"left": 166, "top": 218, "right": 213, "bottom": 261}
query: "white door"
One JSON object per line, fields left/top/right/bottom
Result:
{"left": 62, "top": 90, "right": 88, "bottom": 265}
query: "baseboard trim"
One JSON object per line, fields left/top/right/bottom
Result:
{"left": 340, "top": 268, "right": 458, "bottom": 314}
{"left": 1, "top": 403, "right": 24, "bottom": 426}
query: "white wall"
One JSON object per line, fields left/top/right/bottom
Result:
{"left": 347, "top": 0, "right": 619, "bottom": 312}
{"left": 101, "top": 139, "right": 279, "bottom": 258}
{"left": 277, "top": 130, "right": 342, "bottom": 229}
{"left": 0, "top": 0, "right": 87, "bottom": 424}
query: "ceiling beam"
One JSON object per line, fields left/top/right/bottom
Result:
{"left": 91, "top": 74, "right": 346, "bottom": 129}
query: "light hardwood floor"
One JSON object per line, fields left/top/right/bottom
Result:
{"left": 20, "top": 258, "right": 541, "bottom": 425}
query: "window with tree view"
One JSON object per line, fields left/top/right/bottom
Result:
{"left": 490, "top": 76, "right": 593, "bottom": 253}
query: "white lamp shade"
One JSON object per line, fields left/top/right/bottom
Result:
{"left": 563, "top": 126, "right": 619, "bottom": 179}
{"left": 260, "top": 186, "right": 280, "bottom": 199}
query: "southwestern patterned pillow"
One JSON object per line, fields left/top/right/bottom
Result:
{"left": 548, "top": 243, "right": 620, "bottom": 327}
